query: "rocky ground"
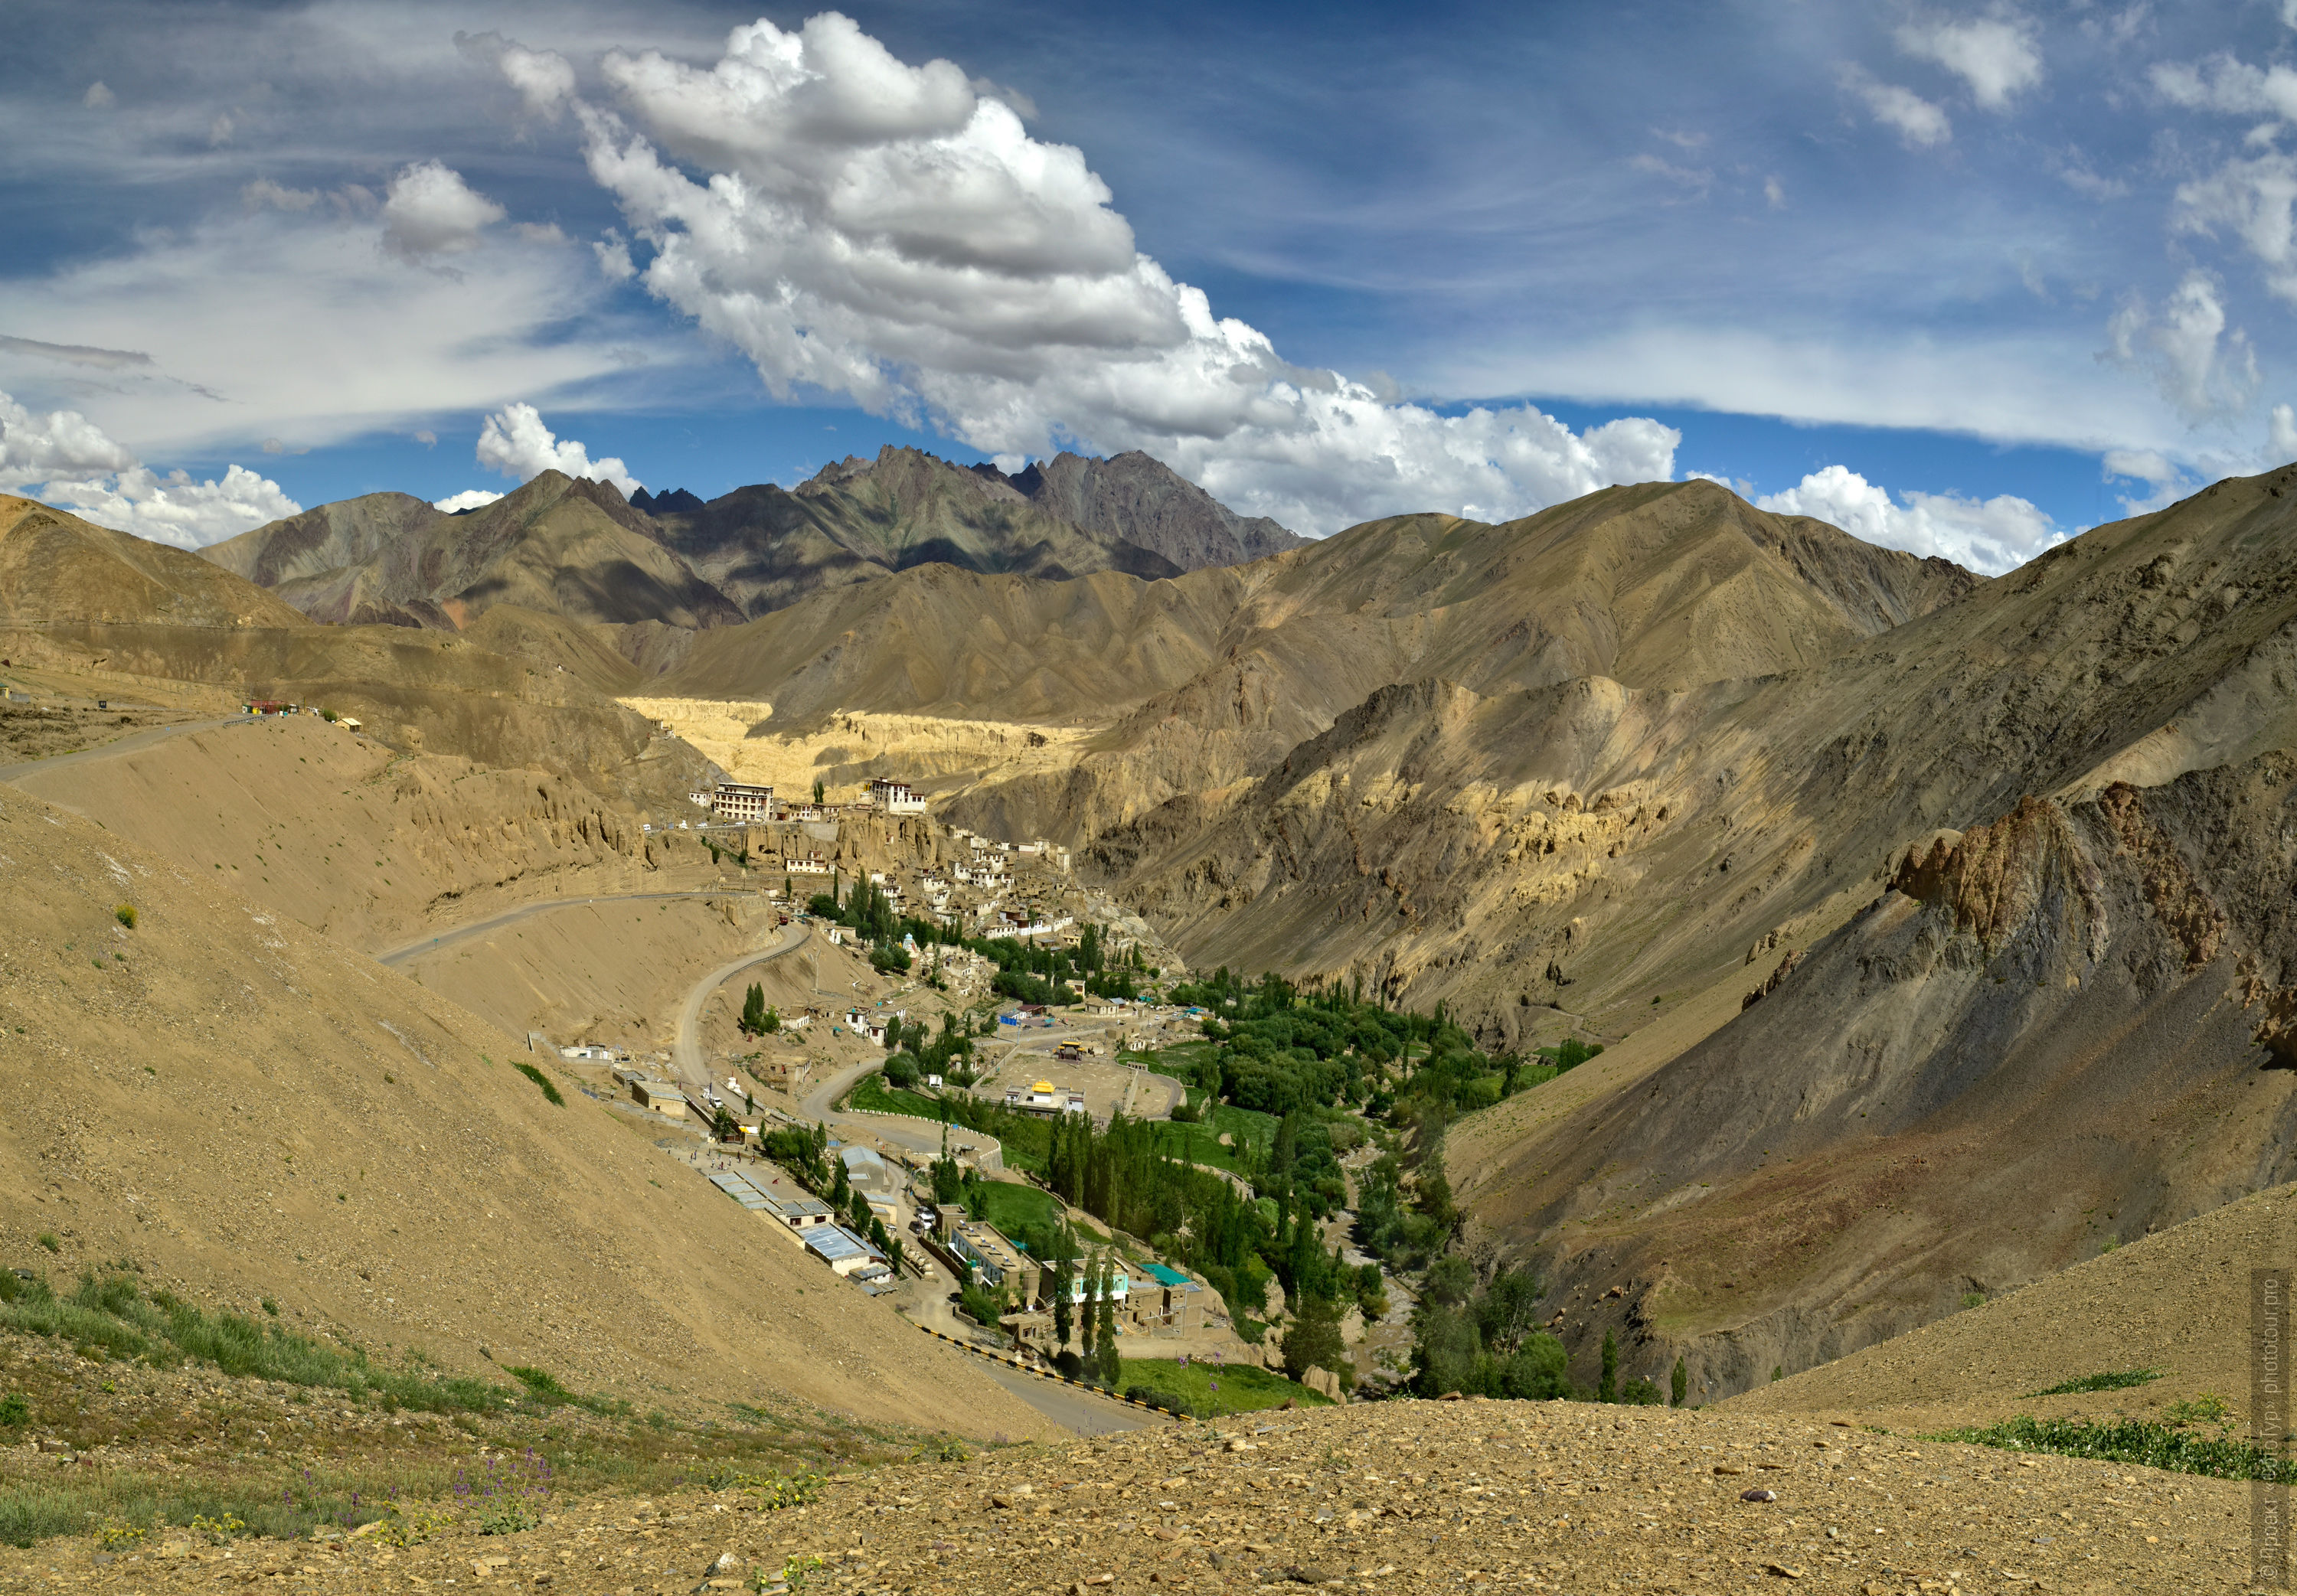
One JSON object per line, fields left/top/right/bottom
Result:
{"left": 0, "top": 1399, "right": 2253, "bottom": 1594}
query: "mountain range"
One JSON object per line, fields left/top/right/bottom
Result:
{"left": 34, "top": 438, "right": 2297, "bottom": 1405}
{"left": 203, "top": 446, "right": 1303, "bottom": 632}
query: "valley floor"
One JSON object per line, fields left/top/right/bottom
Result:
{"left": 0, "top": 1399, "right": 2245, "bottom": 1594}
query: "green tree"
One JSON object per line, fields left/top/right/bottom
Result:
{"left": 1095, "top": 1267, "right": 1118, "bottom": 1377}
{"left": 1098, "top": 1337, "right": 1122, "bottom": 1389}
{"left": 813, "top": 778, "right": 825, "bottom": 805}
{"left": 711, "top": 1104, "right": 737, "bottom": 1142}
{"left": 1499, "top": 1334, "right": 1570, "bottom": 1399}
{"left": 1599, "top": 1330, "right": 1619, "bottom": 1403}
{"left": 1050, "top": 1256, "right": 1073, "bottom": 1349}
{"left": 740, "top": 982, "right": 767, "bottom": 1036}
{"left": 1281, "top": 1291, "right": 1348, "bottom": 1387}
{"left": 1671, "top": 1356, "right": 1688, "bottom": 1408}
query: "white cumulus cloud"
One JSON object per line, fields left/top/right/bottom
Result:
{"left": 433, "top": 488, "right": 504, "bottom": 512}
{"left": 1842, "top": 66, "right": 1952, "bottom": 148}
{"left": 2152, "top": 53, "right": 2297, "bottom": 122}
{"left": 2, "top": 387, "right": 299, "bottom": 548}
{"left": 1757, "top": 464, "right": 2063, "bottom": 574}
{"left": 475, "top": 402, "right": 639, "bottom": 496}
{"left": 1897, "top": 14, "right": 2044, "bottom": 110}
{"left": 2102, "top": 270, "right": 2260, "bottom": 419}
{"left": 2171, "top": 153, "right": 2297, "bottom": 301}
{"left": 502, "top": 13, "right": 1678, "bottom": 534}
{"left": 41, "top": 465, "right": 301, "bottom": 549}
{"left": 381, "top": 161, "right": 507, "bottom": 264}
{"left": 0, "top": 390, "right": 138, "bottom": 488}
{"left": 2272, "top": 403, "right": 2297, "bottom": 462}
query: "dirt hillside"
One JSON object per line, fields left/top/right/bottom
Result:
{"left": 1730, "top": 1179, "right": 2297, "bottom": 1438}
{"left": 1, "top": 1399, "right": 2243, "bottom": 1594}
{"left": 0, "top": 713, "right": 735, "bottom": 953}
{"left": 0, "top": 496, "right": 309, "bottom": 629}
{"left": 0, "top": 776, "right": 1048, "bottom": 1440}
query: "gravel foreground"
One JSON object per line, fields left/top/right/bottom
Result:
{"left": 0, "top": 1400, "right": 2259, "bottom": 1595}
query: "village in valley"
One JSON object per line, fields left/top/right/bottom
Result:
{"left": 552, "top": 770, "right": 1439, "bottom": 1416}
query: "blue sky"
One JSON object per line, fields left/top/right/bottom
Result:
{"left": 5, "top": 0, "right": 2297, "bottom": 571}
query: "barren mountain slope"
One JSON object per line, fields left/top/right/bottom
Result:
{"left": 990, "top": 449, "right": 1307, "bottom": 568}
{"left": 0, "top": 547, "right": 714, "bottom": 813}
{"left": 1455, "top": 754, "right": 2297, "bottom": 1401}
{"left": 6, "top": 498, "right": 713, "bottom": 808}
{"left": 647, "top": 446, "right": 1182, "bottom": 618}
{"left": 1099, "top": 466, "right": 2297, "bottom": 1399}
{"left": 977, "top": 481, "right": 1974, "bottom": 842}
{"left": 0, "top": 782, "right": 1048, "bottom": 1438}
{"left": 3, "top": 713, "right": 730, "bottom": 952}
{"left": 1114, "top": 471, "right": 2297, "bottom": 1035}
{"left": 200, "top": 491, "right": 443, "bottom": 592}
{"left": 1, "top": 494, "right": 309, "bottom": 628}
{"left": 636, "top": 481, "right": 1972, "bottom": 844}
{"left": 211, "top": 472, "right": 743, "bottom": 631}
{"left": 1730, "top": 1178, "right": 2297, "bottom": 1435}
{"left": 640, "top": 560, "right": 1252, "bottom": 723}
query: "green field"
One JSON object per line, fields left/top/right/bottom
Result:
{"left": 969, "top": 1179, "right": 1062, "bottom": 1240}
{"left": 1126, "top": 1039, "right": 1217, "bottom": 1077}
{"left": 846, "top": 1072, "right": 943, "bottom": 1119}
{"left": 1119, "top": 1357, "right": 1331, "bottom": 1415}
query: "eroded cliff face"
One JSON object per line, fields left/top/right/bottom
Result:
{"left": 1452, "top": 756, "right": 2297, "bottom": 1400}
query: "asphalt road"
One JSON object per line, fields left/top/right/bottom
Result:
{"left": 973, "top": 1359, "right": 1152, "bottom": 1436}
{"left": 375, "top": 890, "right": 750, "bottom": 968}
{"left": 0, "top": 712, "right": 250, "bottom": 785}
{"left": 669, "top": 922, "right": 815, "bottom": 1081}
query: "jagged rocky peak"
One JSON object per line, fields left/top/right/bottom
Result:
{"left": 975, "top": 447, "right": 1306, "bottom": 569}
{"left": 630, "top": 487, "right": 705, "bottom": 515}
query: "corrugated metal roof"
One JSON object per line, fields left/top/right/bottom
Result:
{"left": 709, "top": 1171, "right": 769, "bottom": 1211}
{"left": 805, "top": 1226, "right": 880, "bottom": 1262}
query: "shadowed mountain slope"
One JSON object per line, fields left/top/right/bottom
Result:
{"left": 205, "top": 473, "right": 744, "bottom": 632}
{"left": 647, "top": 446, "right": 1184, "bottom": 618}
{"left": 199, "top": 491, "right": 443, "bottom": 592}
{"left": 983, "top": 449, "right": 1306, "bottom": 570}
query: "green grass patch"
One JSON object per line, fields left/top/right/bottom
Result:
{"left": 1118, "top": 1358, "right": 1331, "bottom": 1416}
{"left": 847, "top": 1072, "right": 943, "bottom": 1119}
{"left": 2025, "top": 1369, "right": 2165, "bottom": 1398}
{"left": 1929, "top": 1415, "right": 2297, "bottom": 1482}
{"left": 511, "top": 1062, "right": 564, "bottom": 1107}
{"left": 1133, "top": 1040, "right": 1216, "bottom": 1076}
{"left": 1139, "top": 1118, "right": 1245, "bottom": 1173}
{"left": 967, "top": 1180, "right": 1062, "bottom": 1239}
{"left": 1210, "top": 1103, "right": 1279, "bottom": 1152}
{"left": 0, "top": 1271, "right": 521, "bottom": 1414}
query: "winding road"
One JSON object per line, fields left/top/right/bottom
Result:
{"left": 669, "top": 921, "right": 815, "bottom": 1081}
{"left": 2, "top": 712, "right": 253, "bottom": 792}
{"left": 375, "top": 890, "right": 749, "bottom": 968}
